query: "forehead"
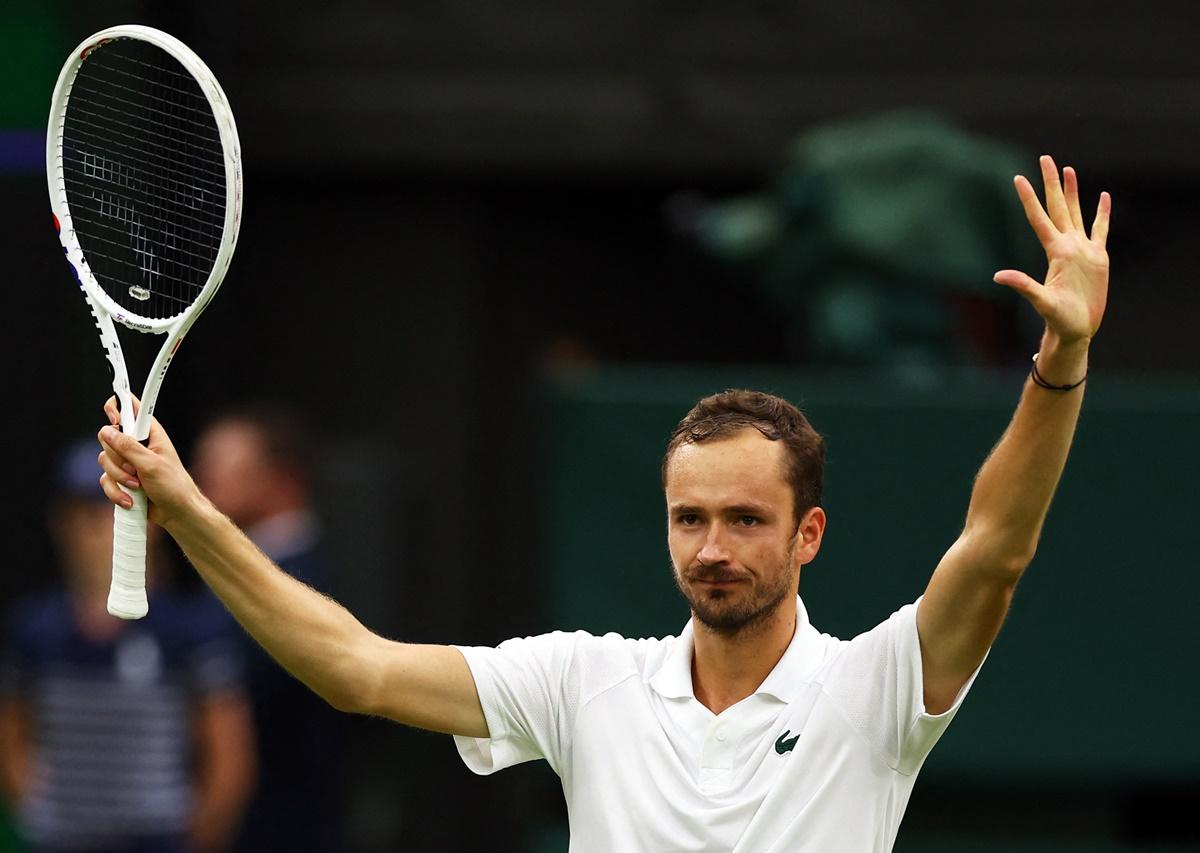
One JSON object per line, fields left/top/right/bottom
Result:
{"left": 664, "top": 428, "right": 791, "bottom": 507}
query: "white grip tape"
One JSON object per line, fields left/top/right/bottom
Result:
{"left": 108, "top": 486, "right": 149, "bottom": 619}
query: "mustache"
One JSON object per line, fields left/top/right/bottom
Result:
{"left": 685, "top": 565, "right": 749, "bottom": 584}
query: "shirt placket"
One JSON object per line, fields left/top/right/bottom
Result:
{"left": 698, "top": 712, "right": 741, "bottom": 793}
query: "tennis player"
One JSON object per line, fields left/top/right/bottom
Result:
{"left": 95, "top": 155, "right": 1109, "bottom": 852}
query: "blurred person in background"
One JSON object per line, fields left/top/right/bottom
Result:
{"left": 191, "top": 405, "right": 344, "bottom": 853}
{"left": 0, "top": 440, "right": 255, "bottom": 853}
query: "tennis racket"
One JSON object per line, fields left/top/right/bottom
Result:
{"left": 47, "top": 25, "right": 243, "bottom": 619}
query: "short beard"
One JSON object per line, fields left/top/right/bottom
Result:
{"left": 672, "top": 544, "right": 797, "bottom": 638}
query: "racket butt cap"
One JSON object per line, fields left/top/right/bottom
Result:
{"left": 107, "top": 591, "right": 148, "bottom": 620}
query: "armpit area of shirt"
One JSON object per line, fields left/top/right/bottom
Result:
{"left": 451, "top": 633, "right": 650, "bottom": 776}
{"left": 900, "top": 647, "right": 988, "bottom": 775}
{"left": 815, "top": 598, "right": 988, "bottom": 776}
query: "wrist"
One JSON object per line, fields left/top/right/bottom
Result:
{"left": 161, "top": 486, "right": 219, "bottom": 538}
{"left": 1033, "top": 330, "right": 1089, "bottom": 388}
{"left": 1041, "top": 326, "right": 1091, "bottom": 353}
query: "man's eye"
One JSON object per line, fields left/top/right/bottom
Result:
{"left": 678, "top": 514, "right": 699, "bottom": 525}
{"left": 738, "top": 516, "right": 759, "bottom": 527}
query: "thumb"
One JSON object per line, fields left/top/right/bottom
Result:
{"left": 145, "top": 416, "right": 180, "bottom": 461}
{"left": 993, "top": 269, "right": 1048, "bottom": 312}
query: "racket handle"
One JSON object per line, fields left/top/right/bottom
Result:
{"left": 108, "top": 486, "right": 149, "bottom": 619}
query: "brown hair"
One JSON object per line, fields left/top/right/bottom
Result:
{"left": 661, "top": 389, "right": 825, "bottom": 523}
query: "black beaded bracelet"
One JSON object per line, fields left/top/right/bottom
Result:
{"left": 1030, "top": 353, "right": 1086, "bottom": 391}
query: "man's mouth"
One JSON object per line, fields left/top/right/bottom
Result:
{"left": 690, "top": 574, "right": 746, "bottom": 586}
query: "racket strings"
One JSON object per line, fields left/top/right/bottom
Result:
{"left": 65, "top": 247, "right": 200, "bottom": 307}
{"left": 61, "top": 129, "right": 226, "bottom": 223}
{"left": 64, "top": 109, "right": 228, "bottom": 187}
{"left": 63, "top": 191, "right": 223, "bottom": 244}
{"left": 61, "top": 38, "right": 226, "bottom": 321}
{"left": 61, "top": 161, "right": 225, "bottom": 225}
{"left": 68, "top": 221, "right": 221, "bottom": 274}
{"left": 71, "top": 63, "right": 221, "bottom": 132}
{"left": 95, "top": 47, "right": 207, "bottom": 87}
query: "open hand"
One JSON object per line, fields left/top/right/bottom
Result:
{"left": 994, "top": 155, "right": 1111, "bottom": 346}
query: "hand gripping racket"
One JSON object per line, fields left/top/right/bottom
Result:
{"left": 47, "top": 25, "right": 243, "bottom": 619}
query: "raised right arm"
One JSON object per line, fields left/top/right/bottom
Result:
{"left": 97, "top": 408, "right": 488, "bottom": 738}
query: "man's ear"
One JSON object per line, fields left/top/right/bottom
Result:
{"left": 793, "top": 506, "right": 826, "bottom": 568}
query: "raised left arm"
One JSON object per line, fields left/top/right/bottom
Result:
{"left": 918, "top": 155, "right": 1111, "bottom": 714}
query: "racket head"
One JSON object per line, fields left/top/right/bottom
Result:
{"left": 47, "top": 25, "right": 243, "bottom": 333}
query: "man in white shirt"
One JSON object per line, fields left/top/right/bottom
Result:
{"left": 94, "top": 156, "right": 1110, "bottom": 851}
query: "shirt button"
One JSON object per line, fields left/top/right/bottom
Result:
{"left": 716, "top": 728, "right": 727, "bottom": 742}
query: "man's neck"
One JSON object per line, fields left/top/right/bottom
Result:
{"left": 690, "top": 598, "right": 797, "bottom": 716}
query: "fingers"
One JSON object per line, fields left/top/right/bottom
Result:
{"left": 99, "top": 470, "right": 134, "bottom": 509}
{"left": 1062, "top": 166, "right": 1085, "bottom": 231}
{"left": 96, "top": 432, "right": 137, "bottom": 510}
{"left": 97, "top": 427, "right": 141, "bottom": 502}
{"left": 1039, "top": 155, "right": 1072, "bottom": 231}
{"left": 97, "top": 442, "right": 139, "bottom": 487}
{"left": 1091, "top": 190, "right": 1112, "bottom": 248}
{"left": 97, "top": 425, "right": 154, "bottom": 468}
{"left": 103, "top": 397, "right": 179, "bottom": 467}
{"left": 97, "top": 399, "right": 183, "bottom": 518}
{"left": 1014, "top": 175, "right": 1058, "bottom": 245}
{"left": 105, "top": 395, "right": 142, "bottom": 434}
{"left": 1021, "top": 157, "right": 1108, "bottom": 246}
{"left": 993, "top": 269, "right": 1049, "bottom": 314}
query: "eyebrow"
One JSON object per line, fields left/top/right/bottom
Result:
{"left": 727, "top": 504, "right": 772, "bottom": 515}
{"left": 668, "top": 502, "right": 774, "bottom": 515}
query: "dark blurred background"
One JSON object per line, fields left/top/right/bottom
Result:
{"left": 4, "top": 1, "right": 1200, "bottom": 851}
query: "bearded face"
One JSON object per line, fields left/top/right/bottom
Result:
{"left": 665, "top": 428, "right": 821, "bottom": 638}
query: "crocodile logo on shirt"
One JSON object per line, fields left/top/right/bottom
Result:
{"left": 774, "top": 730, "right": 800, "bottom": 755}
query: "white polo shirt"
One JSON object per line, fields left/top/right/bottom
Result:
{"left": 454, "top": 597, "right": 981, "bottom": 852}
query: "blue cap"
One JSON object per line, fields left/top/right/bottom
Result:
{"left": 53, "top": 439, "right": 106, "bottom": 502}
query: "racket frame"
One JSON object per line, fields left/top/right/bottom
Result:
{"left": 48, "top": 24, "right": 242, "bottom": 441}
{"left": 47, "top": 25, "right": 242, "bottom": 617}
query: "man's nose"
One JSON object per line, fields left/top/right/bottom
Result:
{"left": 696, "top": 525, "right": 731, "bottom": 565}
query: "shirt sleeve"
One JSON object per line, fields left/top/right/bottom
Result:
{"left": 820, "top": 596, "right": 986, "bottom": 775}
{"left": 452, "top": 630, "right": 594, "bottom": 777}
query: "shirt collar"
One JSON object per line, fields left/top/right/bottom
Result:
{"left": 648, "top": 596, "right": 826, "bottom": 703}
